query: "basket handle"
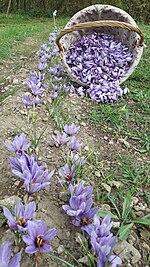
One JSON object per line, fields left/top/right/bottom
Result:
{"left": 56, "top": 20, "right": 144, "bottom": 54}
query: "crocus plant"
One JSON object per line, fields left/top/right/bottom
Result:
{"left": 0, "top": 240, "right": 21, "bottom": 267}
{"left": 23, "top": 221, "right": 57, "bottom": 254}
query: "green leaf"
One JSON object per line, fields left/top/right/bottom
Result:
{"left": 98, "top": 210, "right": 118, "bottom": 219}
{"left": 128, "top": 213, "right": 150, "bottom": 226}
{"left": 122, "top": 191, "right": 132, "bottom": 222}
{"left": 118, "top": 223, "right": 134, "bottom": 240}
{"left": 49, "top": 253, "right": 75, "bottom": 266}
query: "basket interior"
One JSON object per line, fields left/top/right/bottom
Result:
{"left": 61, "top": 5, "right": 143, "bottom": 85}
{"left": 62, "top": 5, "right": 140, "bottom": 53}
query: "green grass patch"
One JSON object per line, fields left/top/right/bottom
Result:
{"left": 0, "top": 14, "right": 68, "bottom": 59}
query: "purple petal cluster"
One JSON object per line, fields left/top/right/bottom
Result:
{"left": 48, "top": 64, "right": 64, "bottom": 77}
{"left": 70, "top": 136, "right": 81, "bottom": 151}
{"left": 66, "top": 33, "right": 132, "bottom": 102}
{"left": 58, "top": 164, "right": 76, "bottom": 184}
{"left": 0, "top": 240, "right": 21, "bottom": 267}
{"left": 23, "top": 71, "right": 46, "bottom": 107}
{"left": 71, "top": 153, "right": 86, "bottom": 167}
{"left": 83, "top": 214, "right": 122, "bottom": 267}
{"left": 4, "top": 133, "right": 30, "bottom": 156}
{"left": 8, "top": 153, "right": 55, "bottom": 195}
{"left": 3, "top": 201, "right": 36, "bottom": 232}
{"left": 63, "top": 182, "right": 98, "bottom": 226}
{"left": 23, "top": 221, "right": 57, "bottom": 254}
{"left": 52, "top": 131, "right": 70, "bottom": 146}
{"left": 63, "top": 123, "right": 80, "bottom": 135}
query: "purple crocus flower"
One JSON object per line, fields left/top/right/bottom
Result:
{"left": 8, "top": 153, "right": 55, "bottom": 195}
{"left": 69, "top": 182, "right": 93, "bottom": 199}
{"left": 63, "top": 123, "right": 80, "bottom": 135}
{"left": 58, "top": 164, "right": 75, "bottom": 183}
{"left": 8, "top": 153, "right": 38, "bottom": 180}
{"left": 4, "top": 133, "right": 30, "bottom": 156}
{"left": 70, "top": 136, "right": 81, "bottom": 151}
{"left": 38, "top": 62, "right": 48, "bottom": 71}
{"left": 22, "top": 221, "right": 57, "bottom": 254}
{"left": 83, "top": 214, "right": 122, "bottom": 267}
{"left": 22, "top": 164, "right": 55, "bottom": 195}
{"left": 71, "top": 153, "right": 86, "bottom": 167}
{"left": 22, "top": 94, "right": 32, "bottom": 107}
{"left": 50, "top": 91, "right": 58, "bottom": 100}
{"left": 33, "top": 96, "right": 41, "bottom": 106}
{"left": 52, "top": 131, "right": 70, "bottom": 146}
{"left": 0, "top": 240, "right": 21, "bottom": 267}
{"left": 3, "top": 201, "right": 36, "bottom": 232}
{"left": 63, "top": 182, "right": 98, "bottom": 226}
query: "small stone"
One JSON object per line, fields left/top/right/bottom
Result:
{"left": 19, "top": 110, "right": 26, "bottom": 115}
{"left": 13, "top": 246, "right": 20, "bottom": 254}
{"left": 13, "top": 78, "right": 19, "bottom": 84}
{"left": 95, "top": 171, "right": 101, "bottom": 177}
{"left": 59, "top": 191, "right": 68, "bottom": 202}
{"left": 0, "top": 196, "right": 21, "bottom": 207}
{"left": 57, "top": 245, "right": 64, "bottom": 254}
{"left": 84, "top": 146, "right": 89, "bottom": 151}
{"left": 80, "top": 122, "right": 86, "bottom": 127}
{"left": 132, "top": 197, "right": 139, "bottom": 205}
{"left": 119, "top": 138, "right": 130, "bottom": 148}
{"left": 101, "top": 183, "right": 111, "bottom": 193}
{"left": 140, "top": 229, "right": 150, "bottom": 240}
{"left": 112, "top": 221, "right": 120, "bottom": 228}
{"left": 135, "top": 211, "right": 144, "bottom": 217}
{"left": 78, "top": 256, "right": 89, "bottom": 265}
{"left": 111, "top": 180, "right": 123, "bottom": 188}
{"left": 100, "top": 204, "right": 111, "bottom": 211}
{"left": 115, "top": 240, "right": 141, "bottom": 264}
{"left": 66, "top": 231, "right": 70, "bottom": 238}
{"left": 108, "top": 140, "right": 113, "bottom": 145}
{"left": 142, "top": 241, "right": 149, "bottom": 250}
{"left": 134, "top": 203, "right": 146, "bottom": 211}
{"left": 103, "top": 136, "right": 109, "bottom": 141}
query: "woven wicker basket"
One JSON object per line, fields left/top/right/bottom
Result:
{"left": 56, "top": 4, "right": 144, "bottom": 86}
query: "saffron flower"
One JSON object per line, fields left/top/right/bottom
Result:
{"left": 58, "top": 164, "right": 75, "bottom": 183}
{"left": 70, "top": 136, "right": 81, "bottom": 151}
{"left": 83, "top": 214, "right": 122, "bottom": 267}
{"left": 8, "top": 153, "right": 55, "bottom": 195}
{"left": 22, "top": 94, "right": 32, "bottom": 107}
{"left": 0, "top": 240, "right": 21, "bottom": 267}
{"left": 4, "top": 133, "right": 30, "bottom": 156}
{"left": 22, "top": 165, "right": 55, "bottom": 195}
{"left": 3, "top": 201, "right": 36, "bottom": 232}
{"left": 69, "top": 182, "right": 93, "bottom": 199}
{"left": 52, "top": 131, "right": 70, "bottom": 146}
{"left": 71, "top": 153, "right": 86, "bottom": 167}
{"left": 23, "top": 221, "right": 57, "bottom": 254}
{"left": 63, "top": 182, "right": 98, "bottom": 226}
{"left": 50, "top": 91, "right": 58, "bottom": 100}
{"left": 63, "top": 123, "right": 80, "bottom": 135}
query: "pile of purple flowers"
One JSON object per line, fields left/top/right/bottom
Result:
{"left": 66, "top": 33, "right": 131, "bottom": 102}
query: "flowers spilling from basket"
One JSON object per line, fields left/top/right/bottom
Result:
{"left": 66, "top": 33, "right": 132, "bottom": 102}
